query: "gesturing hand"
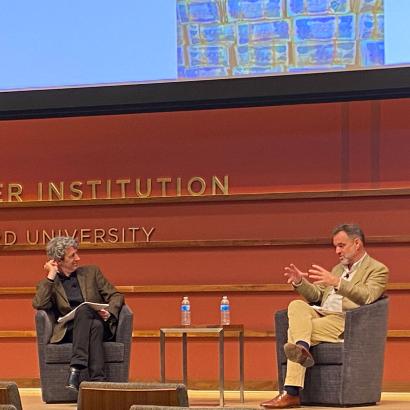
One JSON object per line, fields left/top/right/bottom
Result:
{"left": 308, "top": 264, "right": 339, "bottom": 287}
{"left": 284, "top": 263, "right": 308, "bottom": 285}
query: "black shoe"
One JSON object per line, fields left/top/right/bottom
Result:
{"left": 66, "top": 366, "right": 81, "bottom": 392}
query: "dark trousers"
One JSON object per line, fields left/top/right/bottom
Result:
{"left": 63, "top": 304, "right": 112, "bottom": 381}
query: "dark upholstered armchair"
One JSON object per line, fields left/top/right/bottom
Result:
{"left": 275, "top": 296, "right": 389, "bottom": 406}
{"left": 35, "top": 304, "right": 133, "bottom": 403}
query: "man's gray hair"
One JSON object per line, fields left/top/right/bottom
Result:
{"left": 46, "top": 236, "right": 79, "bottom": 261}
{"left": 332, "top": 223, "right": 365, "bottom": 245}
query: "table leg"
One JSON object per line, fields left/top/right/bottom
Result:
{"left": 219, "top": 329, "right": 225, "bottom": 406}
{"left": 239, "top": 329, "right": 244, "bottom": 403}
{"left": 182, "top": 332, "right": 188, "bottom": 387}
{"left": 160, "top": 330, "right": 165, "bottom": 383}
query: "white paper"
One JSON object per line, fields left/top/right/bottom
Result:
{"left": 57, "top": 302, "right": 109, "bottom": 325}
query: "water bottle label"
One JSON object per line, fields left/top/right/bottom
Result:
{"left": 220, "top": 305, "right": 230, "bottom": 311}
{"left": 181, "top": 305, "right": 190, "bottom": 312}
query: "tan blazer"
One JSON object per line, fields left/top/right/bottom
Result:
{"left": 33, "top": 265, "right": 124, "bottom": 343}
{"left": 294, "top": 254, "right": 389, "bottom": 311}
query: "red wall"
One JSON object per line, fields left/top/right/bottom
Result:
{"left": 0, "top": 98, "right": 409, "bottom": 388}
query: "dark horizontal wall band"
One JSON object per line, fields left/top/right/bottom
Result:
{"left": 2, "top": 235, "right": 410, "bottom": 253}
{"left": 1, "top": 187, "right": 410, "bottom": 209}
{"left": 1, "top": 67, "right": 410, "bottom": 120}
{"left": 1, "top": 283, "right": 409, "bottom": 295}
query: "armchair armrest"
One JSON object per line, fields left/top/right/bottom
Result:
{"left": 344, "top": 296, "right": 389, "bottom": 346}
{"left": 115, "top": 304, "right": 133, "bottom": 344}
{"left": 342, "top": 296, "right": 389, "bottom": 368}
{"left": 35, "top": 309, "right": 55, "bottom": 345}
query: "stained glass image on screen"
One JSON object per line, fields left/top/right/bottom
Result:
{"left": 177, "top": 0, "right": 385, "bottom": 79}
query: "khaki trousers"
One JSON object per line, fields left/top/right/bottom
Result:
{"left": 284, "top": 299, "right": 345, "bottom": 388}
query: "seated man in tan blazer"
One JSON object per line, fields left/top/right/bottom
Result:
{"left": 261, "top": 223, "right": 389, "bottom": 409}
{"left": 33, "top": 236, "right": 124, "bottom": 392}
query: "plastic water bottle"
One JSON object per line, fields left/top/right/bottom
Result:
{"left": 220, "top": 296, "right": 230, "bottom": 325}
{"left": 181, "top": 296, "right": 191, "bottom": 326}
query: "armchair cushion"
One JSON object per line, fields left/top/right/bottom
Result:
{"left": 45, "top": 341, "right": 125, "bottom": 364}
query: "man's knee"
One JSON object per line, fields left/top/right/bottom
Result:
{"left": 288, "top": 299, "right": 310, "bottom": 314}
{"left": 91, "top": 318, "right": 104, "bottom": 332}
{"left": 74, "top": 304, "right": 94, "bottom": 321}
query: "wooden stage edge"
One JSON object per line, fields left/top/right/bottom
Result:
{"left": 0, "top": 328, "right": 410, "bottom": 339}
{"left": 1, "top": 282, "right": 410, "bottom": 295}
{"left": 6, "top": 379, "right": 410, "bottom": 393}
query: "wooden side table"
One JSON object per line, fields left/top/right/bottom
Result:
{"left": 159, "top": 324, "right": 244, "bottom": 406}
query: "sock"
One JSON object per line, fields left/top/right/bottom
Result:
{"left": 284, "top": 385, "right": 300, "bottom": 397}
{"left": 296, "top": 340, "right": 310, "bottom": 351}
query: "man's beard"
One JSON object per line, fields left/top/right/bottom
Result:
{"left": 339, "top": 256, "right": 351, "bottom": 266}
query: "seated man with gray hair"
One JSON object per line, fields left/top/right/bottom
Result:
{"left": 33, "top": 236, "right": 124, "bottom": 391}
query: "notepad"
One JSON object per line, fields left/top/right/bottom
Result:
{"left": 57, "top": 302, "right": 109, "bottom": 325}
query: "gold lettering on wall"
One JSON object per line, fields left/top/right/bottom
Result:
{"left": 135, "top": 178, "right": 152, "bottom": 198}
{"left": 70, "top": 181, "right": 83, "bottom": 200}
{"left": 116, "top": 179, "right": 131, "bottom": 198}
{"left": 187, "top": 177, "right": 206, "bottom": 196}
{"left": 86, "top": 180, "right": 102, "bottom": 199}
{"left": 212, "top": 175, "right": 229, "bottom": 195}
{"left": 8, "top": 184, "right": 23, "bottom": 202}
{"left": 0, "top": 175, "right": 229, "bottom": 202}
{"left": 106, "top": 179, "right": 112, "bottom": 199}
{"left": 3, "top": 231, "right": 17, "bottom": 245}
{"left": 0, "top": 226, "right": 156, "bottom": 246}
{"left": 37, "top": 182, "right": 43, "bottom": 201}
{"left": 157, "top": 177, "right": 172, "bottom": 196}
{"left": 49, "top": 182, "right": 64, "bottom": 200}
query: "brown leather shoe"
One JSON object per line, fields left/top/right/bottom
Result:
{"left": 260, "top": 392, "right": 300, "bottom": 408}
{"left": 284, "top": 342, "right": 314, "bottom": 367}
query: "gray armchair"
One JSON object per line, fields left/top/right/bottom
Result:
{"left": 35, "top": 304, "right": 133, "bottom": 403}
{"left": 275, "top": 296, "right": 389, "bottom": 406}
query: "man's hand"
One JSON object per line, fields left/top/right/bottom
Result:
{"left": 44, "top": 259, "right": 58, "bottom": 280}
{"left": 284, "top": 263, "right": 309, "bottom": 285}
{"left": 308, "top": 264, "right": 339, "bottom": 287}
{"left": 97, "top": 309, "right": 111, "bottom": 321}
